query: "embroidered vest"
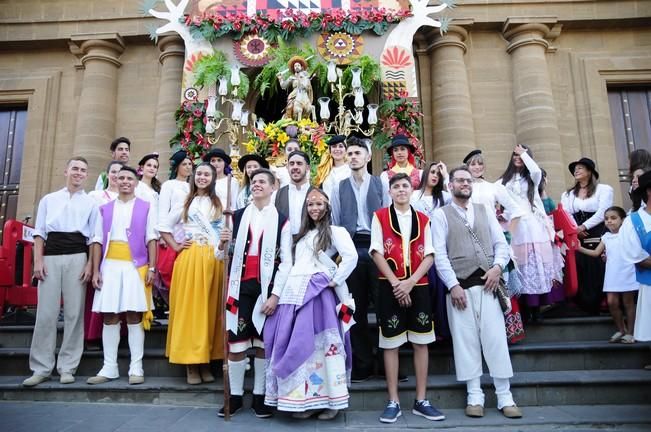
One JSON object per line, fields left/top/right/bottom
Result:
{"left": 232, "top": 207, "right": 288, "bottom": 290}
{"left": 630, "top": 211, "right": 651, "bottom": 285}
{"left": 375, "top": 205, "right": 429, "bottom": 284}
{"left": 100, "top": 198, "right": 150, "bottom": 267}
{"left": 338, "top": 175, "right": 383, "bottom": 237}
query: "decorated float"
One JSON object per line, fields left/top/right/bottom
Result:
{"left": 146, "top": 0, "right": 455, "bottom": 180}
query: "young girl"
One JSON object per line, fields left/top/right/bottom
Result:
{"left": 160, "top": 163, "right": 227, "bottom": 384}
{"left": 264, "top": 188, "right": 357, "bottom": 420}
{"left": 577, "top": 206, "right": 638, "bottom": 343}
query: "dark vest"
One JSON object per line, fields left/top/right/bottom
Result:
{"left": 231, "top": 207, "right": 288, "bottom": 288}
{"left": 274, "top": 184, "right": 315, "bottom": 221}
{"left": 338, "top": 175, "right": 383, "bottom": 237}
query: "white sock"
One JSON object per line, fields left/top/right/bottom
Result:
{"left": 493, "top": 377, "right": 515, "bottom": 409}
{"left": 228, "top": 359, "right": 247, "bottom": 396}
{"left": 466, "top": 377, "right": 484, "bottom": 407}
{"left": 98, "top": 323, "right": 121, "bottom": 379}
{"left": 253, "top": 357, "right": 266, "bottom": 395}
{"left": 127, "top": 322, "right": 145, "bottom": 377}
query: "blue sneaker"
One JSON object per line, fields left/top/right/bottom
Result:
{"left": 379, "top": 400, "right": 402, "bottom": 423}
{"left": 412, "top": 400, "right": 445, "bottom": 421}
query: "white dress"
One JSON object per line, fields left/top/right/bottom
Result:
{"left": 601, "top": 232, "right": 639, "bottom": 293}
{"left": 92, "top": 198, "right": 157, "bottom": 313}
{"left": 499, "top": 152, "right": 561, "bottom": 295}
{"left": 135, "top": 182, "right": 159, "bottom": 225}
{"left": 470, "top": 180, "right": 524, "bottom": 222}
{"left": 410, "top": 190, "right": 451, "bottom": 221}
{"left": 322, "top": 164, "right": 351, "bottom": 201}
{"left": 619, "top": 210, "right": 651, "bottom": 341}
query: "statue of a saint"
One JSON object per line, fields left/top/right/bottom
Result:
{"left": 277, "top": 56, "right": 315, "bottom": 121}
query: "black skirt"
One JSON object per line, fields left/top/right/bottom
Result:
{"left": 573, "top": 211, "right": 606, "bottom": 315}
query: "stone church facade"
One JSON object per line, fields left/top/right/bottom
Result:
{"left": 0, "top": 0, "right": 650, "bottom": 223}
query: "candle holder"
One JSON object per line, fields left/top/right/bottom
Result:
{"left": 318, "top": 61, "right": 376, "bottom": 137}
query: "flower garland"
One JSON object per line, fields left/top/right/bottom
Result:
{"left": 187, "top": 8, "right": 411, "bottom": 44}
{"left": 243, "top": 118, "right": 328, "bottom": 179}
{"left": 169, "top": 100, "right": 211, "bottom": 161}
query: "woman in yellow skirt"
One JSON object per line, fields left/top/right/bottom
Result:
{"left": 160, "top": 162, "right": 228, "bottom": 384}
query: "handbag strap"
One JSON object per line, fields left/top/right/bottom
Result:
{"left": 449, "top": 205, "right": 495, "bottom": 268}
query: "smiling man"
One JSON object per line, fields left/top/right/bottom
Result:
{"left": 23, "top": 157, "right": 99, "bottom": 388}
{"left": 87, "top": 166, "right": 158, "bottom": 386}
{"left": 222, "top": 168, "right": 292, "bottom": 418}
{"left": 95, "top": 137, "right": 131, "bottom": 190}
{"left": 274, "top": 150, "right": 314, "bottom": 236}
{"left": 431, "top": 166, "right": 522, "bottom": 419}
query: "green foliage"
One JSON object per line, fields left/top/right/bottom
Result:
{"left": 192, "top": 51, "right": 250, "bottom": 99}
{"left": 341, "top": 55, "right": 381, "bottom": 94}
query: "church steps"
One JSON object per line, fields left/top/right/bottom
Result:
{"left": 0, "top": 369, "right": 649, "bottom": 409}
{"left": 0, "top": 341, "right": 649, "bottom": 377}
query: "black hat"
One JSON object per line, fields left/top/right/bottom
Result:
{"left": 386, "top": 134, "right": 415, "bottom": 155}
{"left": 634, "top": 170, "right": 651, "bottom": 200}
{"left": 238, "top": 153, "right": 270, "bottom": 172}
{"left": 138, "top": 152, "right": 159, "bottom": 167}
{"left": 568, "top": 157, "right": 599, "bottom": 180}
{"left": 169, "top": 149, "right": 190, "bottom": 166}
{"left": 327, "top": 135, "right": 346, "bottom": 146}
{"left": 202, "top": 147, "right": 231, "bottom": 165}
{"left": 463, "top": 149, "right": 482, "bottom": 165}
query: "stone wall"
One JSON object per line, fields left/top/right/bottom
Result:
{"left": 0, "top": 0, "right": 650, "bottom": 218}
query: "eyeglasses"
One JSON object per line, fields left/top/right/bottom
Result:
{"left": 452, "top": 178, "right": 473, "bottom": 184}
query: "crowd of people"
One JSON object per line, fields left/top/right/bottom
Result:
{"left": 20, "top": 134, "right": 651, "bottom": 423}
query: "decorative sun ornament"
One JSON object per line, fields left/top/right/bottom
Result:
{"left": 234, "top": 34, "right": 272, "bottom": 67}
{"left": 317, "top": 32, "right": 363, "bottom": 65}
{"left": 381, "top": 46, "right": 413, "bottom": 68}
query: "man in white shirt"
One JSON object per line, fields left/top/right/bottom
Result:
{"left": 221, "top": 168, "right": 292, "bottom": 418}
{"left": 369, "top": 173, "right": 439, "bottom": 424}
{"left": 23, "top": 157, "right": 99, "bottom": 387}
{"left": 274, "top": 150, "right": 313, "bottom": 236}
{"left": 95, "top": 137, "right": 131, "bottom": 190}
{"left": 431, "top": 166, "right": 522, "bottom": 419}
{"left": 87, "top": 166, "right": 158, "bottom": 386}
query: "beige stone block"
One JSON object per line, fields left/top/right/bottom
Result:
{"left": 91, "top": 2, "right": 123, "bottom": 18}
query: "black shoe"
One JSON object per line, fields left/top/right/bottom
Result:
{"left": 218, "top": 395, "right": 243, "bottom": 417}
{"left": 351, "top": 372, "right": 372, "bottom": 383}
{"left": 252, "top": 394, "right": 273, "bottom": 418}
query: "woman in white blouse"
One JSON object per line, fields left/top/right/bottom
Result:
{"left": 499, "top": 145, "right": 562, "bottom": 312}
{"left": 135, "top": 153, "right": 161, "bottom": 213}
{"left": 561, "top": 157, "right": 614, "bottom": 314}
{"left": 316, "top": 135, "right": 351, "bottom": 200}
{"left": 160, "top": 162, "right": 227, "bottom": 385}
{"left": 88, "top": 161, "right": 121, "bottom": 206}
{"left": 410, "top": 161, "right": 451, "bottom": 340}
{"left": 264, "top": 188, "right": 357, "bottom": 420}
{"left": 202, "top": 148, "right": 239, "bottom": 212}
{"left": 156, "top": 150, "right": 192, "bottom": 299}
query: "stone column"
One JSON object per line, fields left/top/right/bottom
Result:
{"left": 414, "top": 32, "right": 433, "bottom": 162}
{"left": 69, "top": 33, "right": 125, "bottom": 178}
{"left": 429, "top": 20, "right": 476, "bottom": 165}
{"left": 503, "top": 17, "right": 563, "bottom": 187}
{"left": 154, "top": 35, "right": 185, "bottom": 167}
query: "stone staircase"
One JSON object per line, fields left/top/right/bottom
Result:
{"left": 1, "top": 315, "right": 650, "bottom": 409}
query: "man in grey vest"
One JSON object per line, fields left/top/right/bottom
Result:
{"left": 275, "top": 150, "right": 314, "bottom": 236}
{"left": 431, "top": 166, "right": 522, "bottom": 419}
{"left": 331, "top": 137, "right": 389, "bottom": 382}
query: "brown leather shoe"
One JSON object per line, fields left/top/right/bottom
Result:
{"left": 501, "top": 405, "right": 523, "bottom": 418}
{"left": 199, "top": 364, "right": 215, "bottom": 383}
{"left": 129, "top": 375, "right": 145, "bottom": 385}
{"left": 465, "top": 405, "right": 484, "bottom": 417}
{"left": 86, "top": 375, "right": 115, "bottom": 385}
{"left": 186, "top": 365, "right": 201, "bottom": 385}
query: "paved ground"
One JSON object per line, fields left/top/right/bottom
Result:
{"left": 1, "top": 401, "right": 650, "bottom": 432}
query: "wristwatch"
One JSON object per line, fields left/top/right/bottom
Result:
{"left": 148, "top": 267, "right": 156, "bottom": 273}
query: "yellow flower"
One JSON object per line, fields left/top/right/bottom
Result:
{"left": 299, "top": 134, "right": 308, "bottom": 143}
{"left": 277, "top": 132, "right": 289, "bottom": 145}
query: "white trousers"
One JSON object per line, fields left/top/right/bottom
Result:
{"left": 446, "top": 285, "right": 514, "bottom": 381}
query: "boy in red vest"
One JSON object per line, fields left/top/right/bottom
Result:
{"left": 370, "top": 172, "right": 442, "bottom": 424}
